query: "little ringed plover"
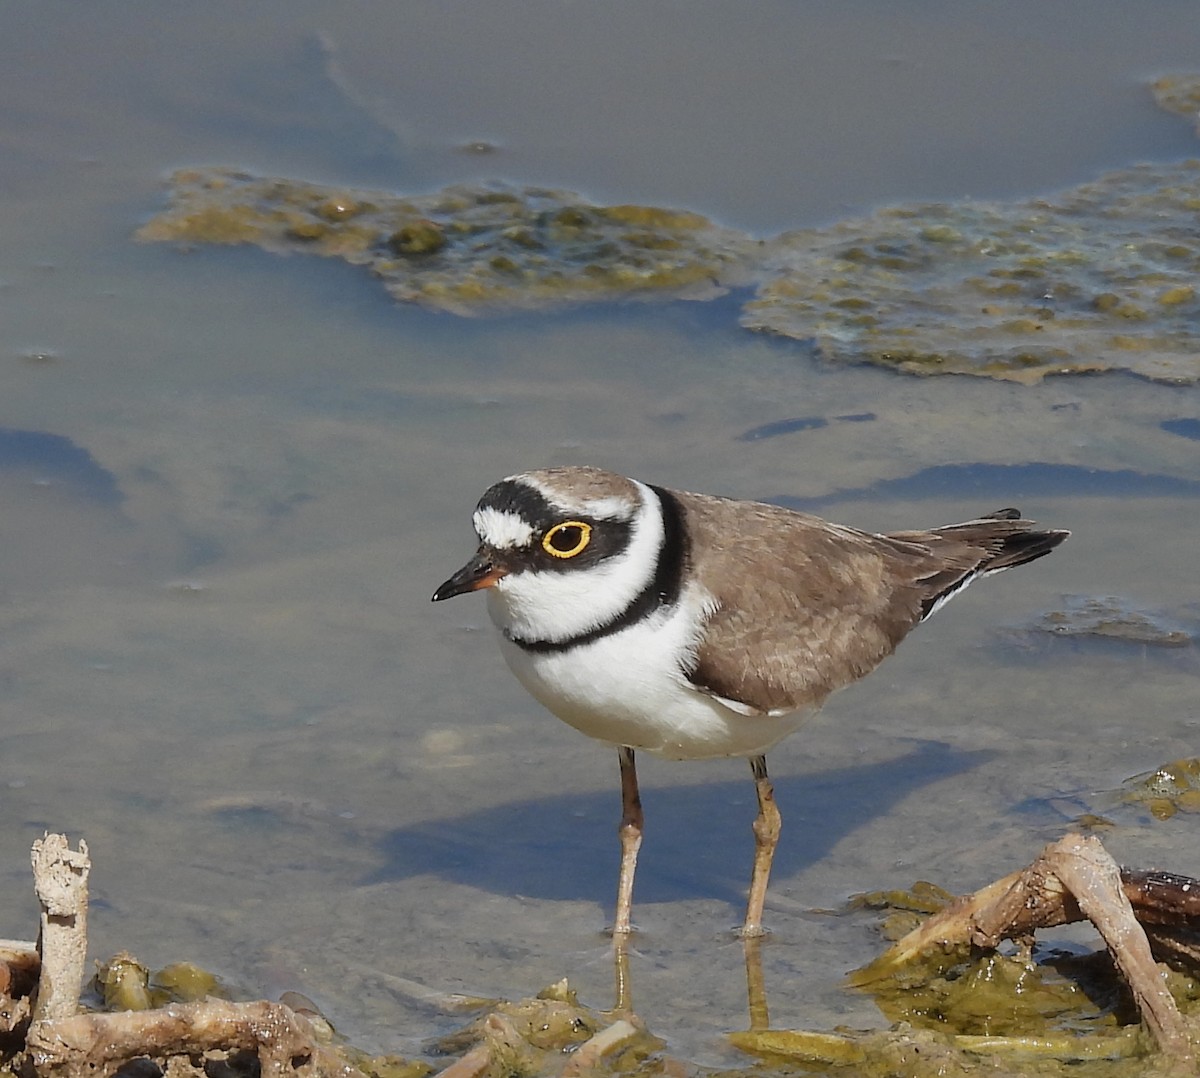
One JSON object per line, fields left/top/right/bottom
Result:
{"left": 432, "top": 466, "right": 1068, "bottom": 936}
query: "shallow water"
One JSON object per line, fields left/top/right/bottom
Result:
{"left": 1, "top": 1, "right": 1198, "bottom": 1065}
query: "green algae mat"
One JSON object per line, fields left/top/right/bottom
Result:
{"left": 140, "top": 74, "right": 1200, "bottom": 386}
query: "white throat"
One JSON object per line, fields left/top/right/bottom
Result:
{"left": 486, "top": 479, "right": 664, "bottom": 645}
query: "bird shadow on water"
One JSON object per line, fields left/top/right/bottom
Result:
{"left": 369, "top": 740, "right": 990, "bottom": 912}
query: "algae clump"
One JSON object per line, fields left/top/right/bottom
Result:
{"left": 137, "top": 73, "right": 1200, "bottom": 385}
{"left": 138, "top": 169, "right": 758, "bottom": 317}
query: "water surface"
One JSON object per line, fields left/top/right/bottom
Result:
{"left": 0, "top": 1, "right": 1198, "bottom": 1064}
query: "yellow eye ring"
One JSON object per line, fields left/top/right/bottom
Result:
{"left": 542, "top": 520, "right": 592, "bottom": 558}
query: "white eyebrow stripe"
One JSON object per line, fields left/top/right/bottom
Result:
{"left": 473, "top": 507, "right": 534, "bottom": 549}
{"left": 518, "top": 474, "right": 637, "bottom": 521}
{"left": 584, "top": 495, "right": 638, "bottom": 520}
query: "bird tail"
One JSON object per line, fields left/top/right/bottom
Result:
{"left": 932, "top": 508, "right": 1070, "bottom": 574}
{"left": 890, "top": 509, "right": 1070, "bottom": 622}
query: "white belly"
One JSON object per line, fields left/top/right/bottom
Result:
{"left": 490, "top": 591, "right": 810, "bottom": 761}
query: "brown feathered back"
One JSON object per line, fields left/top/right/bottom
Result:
{"left": 674, "top": 491, "right": 1067, "bottom": 714}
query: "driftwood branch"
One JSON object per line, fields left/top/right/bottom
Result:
{"left": 1050, "top": 837, "right": 1191, "bottom": 1061}
{"left": 25, "top": 998, "right": 355, "bottom": 1078}
{"left": 855, "top": 833, "right": 1196, "bottom": 1064}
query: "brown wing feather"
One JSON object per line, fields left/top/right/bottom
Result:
{"left": 673, "top": 491, "right": 1063, "bottom": 714}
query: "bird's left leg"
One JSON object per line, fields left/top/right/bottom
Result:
{"left": 742, "top": 753, "right": 780, "bottom": 937}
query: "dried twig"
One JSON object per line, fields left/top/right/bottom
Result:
{"left": 0, "top": 941, "right": 39, "bottom": 1034}
{"left": 29, "top": 835, "right": 89, "bottom": 1023}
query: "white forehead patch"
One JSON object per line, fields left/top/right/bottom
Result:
{"left": 473, "top": 506, "right": 534, "bottom": 549}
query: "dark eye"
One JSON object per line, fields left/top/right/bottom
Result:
{"left": 542, "top": 520, "right": 592, "bottom": 558}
